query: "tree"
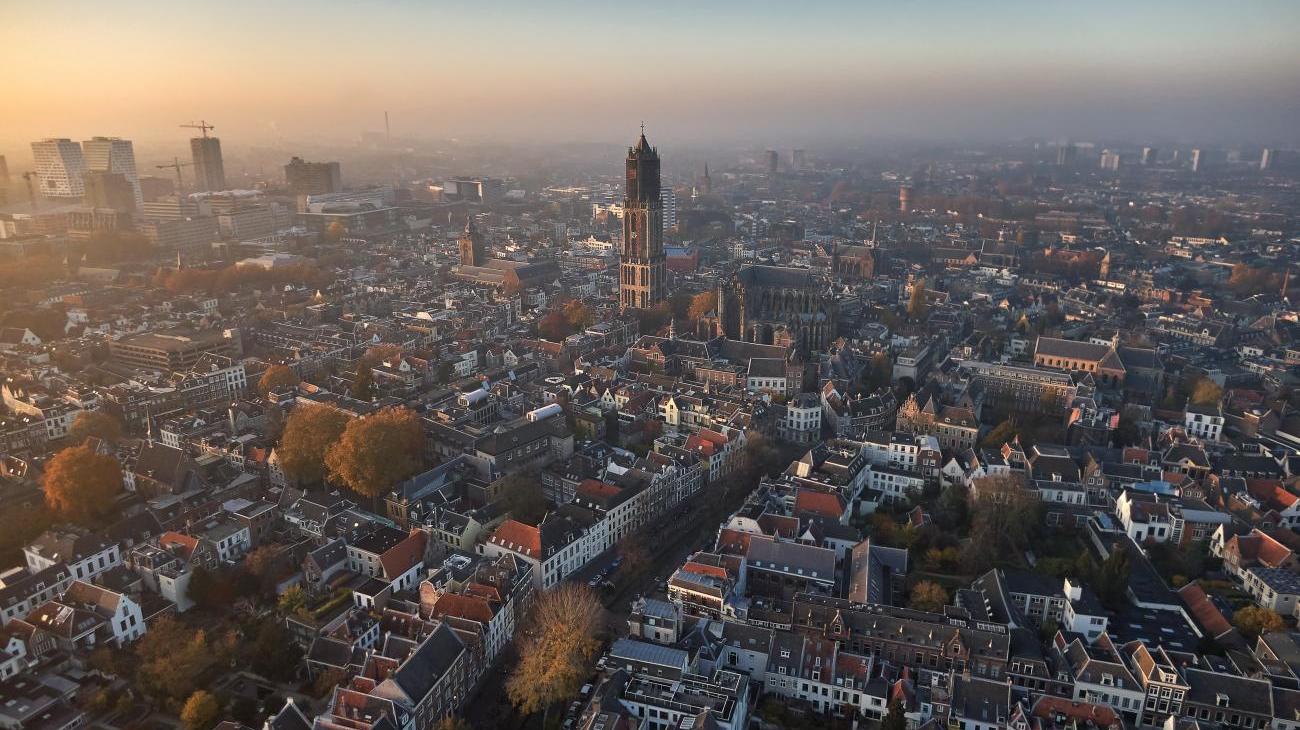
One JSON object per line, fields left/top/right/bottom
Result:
{"left": 1096, "top": 548, "right": 1131, "bottom": 610}
{"left": 278, "top": 584, "right": 307, "bottom": 616}
{"left": 433, "top": 718, "right": 473, "bottom": 730}
{"left": 617, "top": 534, "right": 652, "bottom": 581}
{"left": 278, "top": 406, "right": 351, "bottom": 485}
{"left": 325, "top": 406, "right": 425, "bottom": 498}
{"left": 1234, "top": 605, "right": 1285, "bottom": 639}
{"left": 498, "top": 470, "right": 548, "bottom": 524}
{"left": 538, "top": 309, "right": 572, "bottom": 341}
{"left": 67, "top": 410, "right": 122, "bottom": 445}
{"left": 563, "top": 299, "right": 593, "bottom": 331}
{"left": 243, "top": 545, "right": 289, "bottom": 595}
{"left": 909, "top": 580, "right": 949, "bottom": 612}
{"left": 350, "top": 363, "right": 375, "bottom": 400}
{"left": 180, "top": 691, "right": 219, "bottom": 730}
{"left": 506, "top": 584, "right": 605, "bottom": 722}
{"left": 687, "top": 291, "right": 718, "bottom": 322}
{"left": 979, "top": 418, "right": 1017, "bottom": 448}
{"left": 863, "top": 351, "right": 893, "bottom": 392}
{"left": 313, "top": 667, "right": 349, "bottom": 698}
{"left": 186, "top": 566, "right": 238, "bottom": 610}
{"left": 258, "top": 364, "right": 298, "bottom": 397}
{"left": 248, "top": 617, "right": 303, "bottom": 681}
{"left": 42, "top": 445, "right": 122, "bottom": 525}
{"left": 882, "top": 699, "right": 907, "bottom": 730}
{"left": 965, "top": 474, "right": 1039, "bottom": 572}
{"left": 136, "top": 616, "right": 212, "bottom": 703}
{"left": 1189, "top": 377, "right": 1223, "bottom": 407}
{"left": 907, "top": 278, "right": 928, "bottom": 321}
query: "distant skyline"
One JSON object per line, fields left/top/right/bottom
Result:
{"left": 4, "top": 0, "right": 1300, "bottom": 165}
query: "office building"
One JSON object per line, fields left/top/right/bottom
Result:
{"left": 899, "top": 185, "right": 912, "bottom": 213}
{"left": 139, "top": 216, "right": 220, "bottom": 252}
{"left": 661, "top": 186, "right": 677, "bottom": 231}
{"left": 190, "top": 137, "right": 226, "bottom": 192}
{"left": 1190, "top": 148, "right": 1203, "bottom": 173}
{"left": 765, "top": 149, "right": 779, "bottom": 175}
{"left": 792, "top": 148, "right": 806, "bottom": 170}
{"left": 31, "top": 138, "right": 88, "bottom": 199}
{"left": 442, "top": 177, "right": 503, "bottom": 203}
{"left": 82, "top": 171, "right": 138, "bottom": 214}
{"left": 284, "top": 156, "right": 342, "bottom": 196}
{"left": 620, "top": 130, "right": 666, "bottom": 310}
{"left": 0, "top": 155, "right": 8, "bottom": 185}
{"left": 1141, "top": 146, "right": 1158, "bottom": 165}
{"left": 1099, "top": 150, "right": 1121, "bottom": 171}
{"left": 1261, "top": 148, "right": 1276, "bottom": 171}
{"left": 109, "top": 328, "right": 242, "bottom": 370}
{"left": 82, "top": 137, "right": 143, "bottom": 209}
{"left": 1055, "top": 144, "right": 1076, "bottom": 166}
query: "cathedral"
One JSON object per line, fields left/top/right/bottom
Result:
{"left": 620, "top": 129, "right": 667, "bottom": 310}
{"left": 711, "top": 265, "right": 838, "bottom": 354}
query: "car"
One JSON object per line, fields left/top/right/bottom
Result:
{"left": 610, "top": 557, "right": 624, "bottom": 568}
{"left": 596, "top": 656, "right": 608, "bottom": 670}
{"left": 580, "top": 684, "right": 593, "bottom": 697}
{"left": 588, "top": 577, "right": 601, "bottom": 587}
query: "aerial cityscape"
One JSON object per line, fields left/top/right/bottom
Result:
{"left": 3, "top": 3, "right": 1300, "bottom": 730}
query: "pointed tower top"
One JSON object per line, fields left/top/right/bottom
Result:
{"left": 632, "top": 127, "right": 654, "bottom": 156}
{"left": 464, "top": 216, "right": 477, "bottom": 235}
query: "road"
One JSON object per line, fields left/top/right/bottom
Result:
{"left": 463, "top": 480, "right": 748, "bottom": 729}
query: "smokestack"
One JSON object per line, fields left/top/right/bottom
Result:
{"left": 384, "top": 111, "right": 390, "bottom": 143}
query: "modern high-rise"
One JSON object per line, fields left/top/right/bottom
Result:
{"left": 660, "top": 186, "right": 677, "bottom": 231}
{"left": 31, "top": 138, "right": 88, "bottom": 199}
{"left": 83, "top": 171, "right": 139, "bottom": 213}
{"left": 1190, "top": 148, "right": 1203, "bottom": 173}
{"left": 620, "top": 131, "right": 666, "bottom": 311}
{"left": 792, "top": 148, "right": 806, "bottom": 170}
{"left": 284, "top": 156, "right": 342, "bottom": 196}
{"left": 1140, "top": 146, "right": 1158, "bottom": 165}
{"left": 765, "top": 149, "right": 779, "bottom": 175}
{"left": 190, "top": 137, "right": 227, "bottom": 192}
{"left": 82, "top": 137, "right": 143, "bottom": 210}
{"left": 0, "top": 155, "right": 8, "bottom": 185}
{"left": 1261, "top": 148, "right": 1276, "bottom": 171}
{"left": 1099, "top": 150, "right": 1121, "bottom": 171}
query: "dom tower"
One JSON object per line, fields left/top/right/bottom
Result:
{"left": 620, "top": 129, "right": 666, "bottom": 310}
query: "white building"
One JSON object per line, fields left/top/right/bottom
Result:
{"left": 31, "top": 138, "right": 87, "bottom": 199}
{"left": 1184, "top": 405, "right": 1224, "bottom": 442}
{"left": 82, "top": 136, "right": 143, "bottom": 209}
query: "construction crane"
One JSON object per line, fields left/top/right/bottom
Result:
{"left": 156, "top": 157, "right": 192, "bottom": 192}
{"left": 180, "top": 120, "right": 215, "bottom": 138}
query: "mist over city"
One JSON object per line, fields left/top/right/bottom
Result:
{"left": 3, "top": 3, "right": 1300, "bottom": 730}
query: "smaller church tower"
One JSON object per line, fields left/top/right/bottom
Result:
{"left": 459, "top": 218, "right": 487, "bottom": 267}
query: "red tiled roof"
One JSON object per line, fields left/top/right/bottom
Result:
{"left": 682, "top": 561, "right": 730, "bottom": 582}
{"left": 1247, "top": 479, "right": 1298, "bottom": 510}
{"left": 1177, "top": 582, "right": 1232, "bottom": 637}
{"left": 379, "top": 530, "right": 426, "bottom": 580}
{"left": 577, "top": 478, "right": 621, "bottom": 500}
{"left": 159, "top": 531, "right": 199, "bottom": 560}
{"left": 427, "top": 592, "right": 494, "bottom": 625}
{"left": 716, "top": 528, "right": 751, "bottom": 555}
{"left": 1031, "top": 696, "right": 1121, "bottom": 728}
{"left": 490, "top": 519, "right": 543, "bottom": 558}
{"left": 794, "top": 489, "right": 845, "bottom": 520}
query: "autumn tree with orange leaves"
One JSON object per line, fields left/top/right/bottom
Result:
{"left": 43, "top": 444, "right": 122, "bottom": 525}
{"left": 325, "top": 406, "right": 425, "bottom": 498}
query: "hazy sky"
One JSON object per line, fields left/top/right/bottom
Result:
{"left": 4, "top": 0, "right": 1299, "bottom": 163}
